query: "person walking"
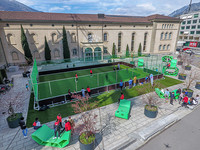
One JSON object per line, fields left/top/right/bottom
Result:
{"left": 53, "top": 119, "right": 61, "bottom": 139}
{"left": 26, "top": 83, "right": 29, "bottom": 91}
{"left": 19, "top": 117, "right": 28, "bottom": 138}
{"left": 75, "top": 73, "right": 78, "bottom": 82}
{"left": 117, "top": 63, "right": 120, "bottom": 70}
{"left": 129, "top": 78, "right": 133, "bottom": 89}
{"left": 90, "top": 69, "right": 93, "bottom": 77}
{"left": 119, "top": 80, "right": 123, "bottom": 91}
{"left": 133, "top": 76, "right": 137, "bottom": 87}
{"left": 170, "top": 92, "right": 175, "bottom": 105}
{"left": 81, "top": 88, "right": 86, "bottom": 97}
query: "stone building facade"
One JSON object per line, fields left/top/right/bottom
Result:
{"left": 0, "top": 11, "right": 181, "bottom": 65}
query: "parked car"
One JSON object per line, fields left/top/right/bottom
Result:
{"left": 185, "top": 50, "right": 195, "bottom": 54}
{"left": 182, "top": 48, "right": 191, "bottom": 52}
{"left": 176, "top": 48, "right": 181, "bottom": 51}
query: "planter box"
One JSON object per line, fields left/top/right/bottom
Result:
{"left": 79, "top": 133, "right": 95, "bottom": 150}
{"left": 185, "top": 66, "right": 191, "bottom": 70}
{"left": 144, "top": 107, "right": 158, "bottom": 118}
{"left": 7, "top": 113, "right": 22, "bottom": 128}
{"left": 195, "top": 82, "right": 200, "bottom": 90}
{"left": 183, "top": 89, "right": 194, "bottom": 98}
{"left": 177, "top": 61, "right": 183, "bottom": 65}
{"left": 178, "top": 74, "right": 186, "bottom": 80}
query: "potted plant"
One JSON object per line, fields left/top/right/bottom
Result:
{"left": 138, "top": 82, "right": 161, "bottom": 118}
{"left": 0, "top": 92, "right": 24, "bottom": 128}
{"left": 195, "top": 81, "right": 200, "bottom": 89}
{"left": 183, "top": 71, "right": 197, "bottom": 97}
{"left": 71, "top": 94, "right": 98, "bottom": 150}
{"left": 185, "top": 55, "right": 193, "bottom": 70}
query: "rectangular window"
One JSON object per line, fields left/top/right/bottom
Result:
{"left": 192, "top": 25, "right": 196, "bottom": 29}
{"left": 190, "top": 31, "right": 195, "bottom": 34}
{"left": 194, "top": 14, "right": 199, "bottom": 18}
{"left": 187, "top": 20, "right": 191, "bottom": 24}
{"left": 198, "top": 25, "right": 200, "bottom": 29}
{"left": 143, "top": 33, "right": 147, "bottom": 52}
{"left": 193, "top": 20, "right": 197, "bottom": 23}
{"left": 182, "top": 21, "right": 186, "bottom": 25}
{"left": 196, "top": 31, "right": 200, "bottom": 34}
{"left": 186, "top": 26, "right": 190, "bottom": 29}
{"left": 118, "top": 33, "right": 122, "bottom": 52}
{"left": 103, "top": 47, "right": 108, "bottom": 54}
{"left": 181, "top": 26, "right": 185, "bottom": 30}
{"left": 199, "top": 19, "right": 200, "bottom": 23}
{"left": 180, "top": 31, "right": 184, "bottom": 34}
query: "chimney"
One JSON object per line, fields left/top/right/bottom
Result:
{"left": 98, "top": 14, "right": 105, "bottom": 18}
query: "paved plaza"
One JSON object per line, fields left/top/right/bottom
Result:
{"left": 0, "top": 56, "right": 200, "bottom": 150}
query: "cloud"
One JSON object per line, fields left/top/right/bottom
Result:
{"left": 63, "top": 5, "right": 71, "bottom": 10}
{"left": 136, "top": 3, "right": 156, "bottom": 11}
{"left": 49, "top": 7, "right": 65, "bottom": 12}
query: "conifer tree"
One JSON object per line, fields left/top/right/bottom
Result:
{"left": 44, "top": 36, "right": 51, "bottom": 61}
{"left": 62, "top": 26, "right": 70, "bottom": 61}
{"left": 138, "top": 43, "right": 142, "bottom": 56}
{"left": 21, "top": 25, "right": 33, "bottom": 64}
{"left": 126, "top": 44, "right": 130, "bottom": 57}
{"left": 112, "top": 43, "right": 116, "bottom": 58}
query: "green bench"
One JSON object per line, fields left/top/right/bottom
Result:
{"left": 31, "top": 124, "right": 71, "bottom": 148}
{"left": 155, "top": 88, "right": 180, "bottom": 99}
{"left": 115, "top": 100, "right": 131, "bottom": 120}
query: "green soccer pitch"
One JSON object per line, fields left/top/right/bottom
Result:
{"left": 37, "top": 65, "right": 155, "bottom": 100}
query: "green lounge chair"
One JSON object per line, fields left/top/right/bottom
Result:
{"left": 115, "top": 99, "right": 131, "bottom": 120}
{"left": 32, "top": 124, "right": 71, "bottom": 148}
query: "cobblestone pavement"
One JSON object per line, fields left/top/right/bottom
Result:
{"left": 0, "top": 56, "right": 199, "bottom": 150}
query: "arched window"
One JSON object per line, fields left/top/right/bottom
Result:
{"left": 131, "top": 33, "right": 135, "bottom": 51}
{"left": 159, "top": 45, "right": 162, "bottom": 51}
{"left": 71, "top": 33, "right": 76, "bottom": 43}
{"left": 167, "top": 44, "right": 170, "bottom": 50}
{"left": 162, "top": 24, "right": 164, "bottom": 29}
{"left": 11, "top": 52, "right": 19, "bottom": 60}
{"left": 7, "top": 33, "right": 15, "bottom": 45}
{"left": 103, "top": 33, "right": 108, "bottom": 41}
{"left": 143, "top": 32, "right": 147, "bottom": 52}
{"left": 54, "top": 49, "right": 60, "bottom": 58}
{"left": 85, "top": 47, "right": 93, "bottom": 61}
{"left": 164, "top": 24, "right": 166, "bottom": 29}
{"left": 169, "top": 32, "right": 172, "bottom": 39}
{"left": 52, "top": 33, "right": 57, "bottom": 44}
{"left": 33, "top": 50, "right": 40, "bottom": 59}
{"left": 165, "top": 32, "right": 168, "bottom": 40}
{"left": 167, "top": 24, "right": 169, "bottom": 29}
{"left": 118, "top": 33, "right": 122, "bottom": 52}
{"left": 163, "top": 45, "right": 166, "bottom": 50}
{"left": 160, "top": 32, "right": 164, "bottom": 40}
{"left": 72, "top": 48, "right": 77, "bottom": 56}
{"left": 88, "top": 33, "right": 92, "bottom": 42}
{"left": 94, "top": 47, "right": 102, "bottom": 60}
{"left": 30, "top": 33, "right": 38, "bottom": 44}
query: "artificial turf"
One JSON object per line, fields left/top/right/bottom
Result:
{"left": 26, "top": 76, "right": 183, "bottom": 128}
{"left": 37, "top": 65, "right": 155, "bottom": 100}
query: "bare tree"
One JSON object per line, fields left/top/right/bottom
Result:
{"left": 185, "top": 71, "right": 198, "bottom": 90}
{"left": 71, "top": 94, "right": 98, "bottom": 143}
{"left": 0, "top": 92, "right": 24, "bottom": 118}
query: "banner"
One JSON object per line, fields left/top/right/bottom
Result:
{"left": 189, "top": 42, "right": 197, "bottom": 47}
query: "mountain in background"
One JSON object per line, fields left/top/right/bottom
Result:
{"left": 169, "top": 2, "right": 200, "bottom": 17}
{"left": 0, "top": 0, "right": 38, "bottom": 12}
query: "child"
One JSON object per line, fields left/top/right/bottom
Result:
{"left": 117, "top": 63, "right": 120, "bottom": 70}
{"left": 53, "top": 119, "right": 61, "bottom": 139}
{"left": 119, "top": 80, "right": 123, "bottom": 91}
{"left": 118, "top": 92, "right": 124, "bottom": 104}
{"left": 87, "top": 86, "right": 91, "bottom": 96}
{"left": 68, "top": 116, "right": 75, "bottom": 134}
{"left": 75, "top": 73, "right": 78, "bottom": 82}
{"left": 68, "top": 89, "right": 72, "bottom": 101}
{"left": 129, "top": 78, "right": 133, "bottom": 89}
{"left": 133, "top": 76, "right": 137, "bottom": 87}
{"left": 164, "top": 89, "right": 170, "bottom": 100}
{"left": 57, "top": 113, "right": 63, "bottom": 128}
{"left": 145, "top": 75, "right": 148, "bottom": 83}
{"left": 81, "top": 88, "right": 85, "bottom": 97}
{"left": 90, "top": 69, "right": 93, "bottom": 77}
{"left": 26, "top": 83, "right": 29, "bottom": 91}
{"left": 33, "top": 118, "right": 42, "bottom": 130}
{"left": 179, "top": 92, "right": 185, "bottom": 104}
{"left": 19, "top": 117, "right": 28, "bottom": 138}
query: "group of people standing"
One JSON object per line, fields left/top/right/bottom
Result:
{"left": 53, "top": 114, "right": 74, "bottom": 139}
{"left": 163, "top": 88, "right": 199, "bottom": 106}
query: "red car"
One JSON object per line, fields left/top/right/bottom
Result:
{"left": 182, "top": 48, "right": 190, "bottom": 51}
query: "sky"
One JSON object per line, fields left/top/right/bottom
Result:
{"left": 16, "top": 0, "right": 200, "bottom": 16}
